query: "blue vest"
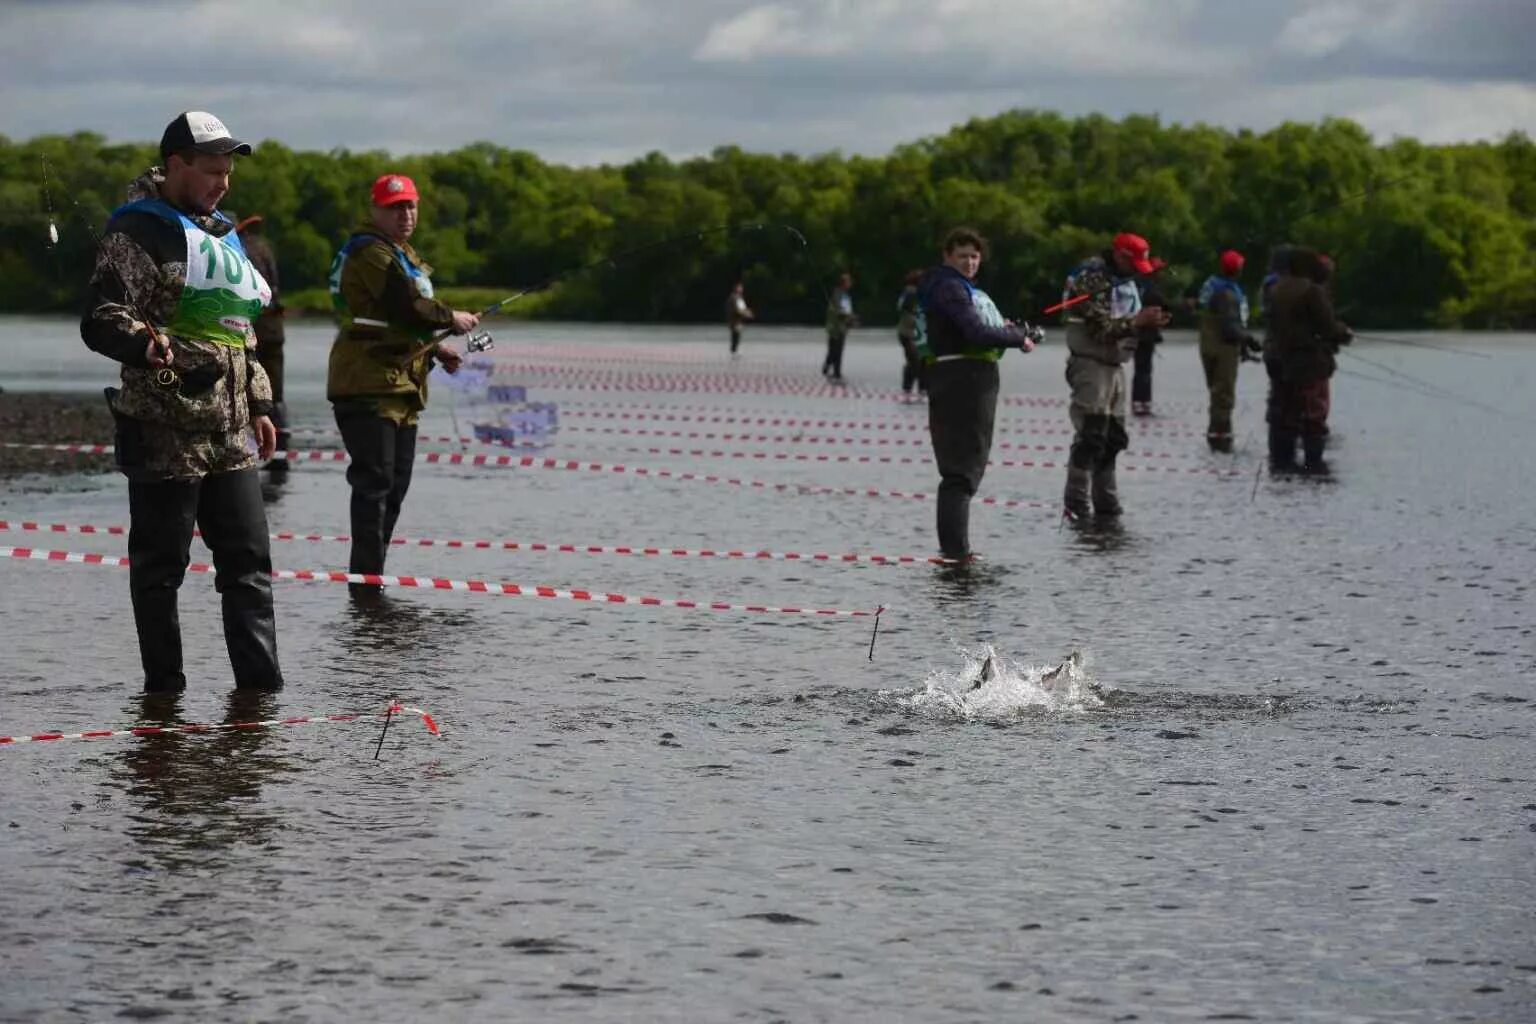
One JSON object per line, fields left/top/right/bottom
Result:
{"left": 1198, "top": 275, "right": 1250, "bottom": 327}
{"left": 328, "top": 232, "right": 434, "bottom": 325}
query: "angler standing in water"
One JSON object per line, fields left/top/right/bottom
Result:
{"left": 823, "top": 271, "right": 857, "bottom": 383}
{"left": 1196, "top": 249, "right": 1261, "bottom": 452}
{"left": 724, "top": 281, "right": 753, "bottom": 356}
{"left": 80, "top": 111, "right": 283, "bottom": 693}
{"left": 1130, "top": 267, "right": 1167, "bottom": 416}
{"left": 1059, "top": 233, "right": 1171, "bottom": 520}
{"left": 915, "top": 228, "right": 1039, "bottom": 560}
{"left": 327, "top": 174, "right": 480, "bottom": 598}
{"left": 236, "top": 214, "right": 289, "bottom": 468}
{"left": 895, "top": 269, "right": 925, "bottom": 399}
{"left": 1263, "top": 247, "right": 1351, "bottom": 474}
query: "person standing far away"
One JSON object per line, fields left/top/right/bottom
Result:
{"left": 823, "top": 271, "right": 858, "bottom": 384}
{"left": 235, "top": 214, "right": 289, "bottom": 470}
{"left": 1263, "top": 248, "right": 1352, "bottom": 475}
{"left": 725, "top": 281, "right": 754, "bottom": 356}
{"left": 895, "top": 269, "right": 926, "bottom": 400}
{"left": 915, "top": 228, "right": 1039, "bottom": 560}
{"left": 1197, "top": 249, "right": 1261, "bottom": 452}
{"left": 1059, "top": 232, "right": 1171, "bottom": 520}
{"left": 79, "top": 110, "right": 283, "bottom": 693}
{"left": 1130, "top": 264, "right": 1168, "bottom": 416}
{"left": 326, "top": 174, "right": 480, "bottom": 599}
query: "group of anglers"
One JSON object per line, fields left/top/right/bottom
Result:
{"left": 728, "top": 229, "right": 1352, "bottom": 562}
{"left": 80, "top": 111, "right": 482, "bottom": 693}
{"left": 78, "top": 109, "right": 1352, "bottom": 694}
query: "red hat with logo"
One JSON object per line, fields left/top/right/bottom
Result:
{"left": 1219, "top": 249, "right": 1245, "bottom": 276}
{"left": 371, "top": 174, "right": 419, "bottom": 207}
{"left": 1112, "top": 232, "right": 1155, "bottom": 275}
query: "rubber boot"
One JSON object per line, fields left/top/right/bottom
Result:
{"left": 1063, "top": 467, "right": 1092, "bottom": 520}
{"left": 1091, "top": 463, "right": 1122, "bottom": 517}
{"left": 1301, "top": 434, "right": 1330, "bottom": 476}
{"left": 936, "top": 487, "right": 971, "bottom": 561}
{"left": 1268, "top": 427, "right": 1298, "bottom": 473}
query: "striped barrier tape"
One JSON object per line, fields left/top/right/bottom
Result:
{"left": 1, "top": 519, "right": 951, "bottom": 568}
{"left": 604, "top": 445, "right": 1241, "bottom": 476}
{"left": 0, "top": 546, "right": 881, "bottom": 618}
{"left": 0, "top": 701, "right": 440, "bottom": 748}
{"left": 556, "top": 425, "right": 1214, "bottom": 459}
{"left": 0, "top": 446, "right": 1059, "bottom": 510}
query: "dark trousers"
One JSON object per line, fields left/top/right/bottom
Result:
{"left": 1131, "top": 335, "right": 1156, "bottom": 404}
{"left": 729, "top": 325, "right": 742, "bottom": 354}
{"left": 901, "top": 357, "right": 926, "bottom": 394}
{"left": 127, "top": 468, "right": 281, "bottom": 691}
{"left": 336, "top": 413, "right": 418, "bottom": 578}
{"left": 927, "top": 359, "right": 999, "bottom": 559}
{"left": 823, "top": 334, "right": 846, "bottom": 378}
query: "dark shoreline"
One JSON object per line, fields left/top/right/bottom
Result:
{"left": 0, "top": 390, "right": 115, "bottom": 479}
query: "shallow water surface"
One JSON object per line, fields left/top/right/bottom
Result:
{"left": 2, "top": 319, "right": 1533, "bottom": 1023}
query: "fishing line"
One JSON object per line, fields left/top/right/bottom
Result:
{"left": 1338, "top": 349, "right": 1530, "bottom": 423}
{"left": 403, "top": 222, "right": 824, "bottom": 364}
{"left": 1351, "top": 331, "right": 1491, "bottom": 358}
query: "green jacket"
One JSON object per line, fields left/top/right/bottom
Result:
{"left": 327, "top": 227, "right": 456, "bottom": 420}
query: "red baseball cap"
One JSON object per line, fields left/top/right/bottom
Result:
{"left": 1219, "top": 249, "right": 1245, "bottom": 276}
{"left": 371, "top": 174, "right": 419, "bottom": 207}
{"left": 1113, "top": 232, "right": 1155, "bottom": 275}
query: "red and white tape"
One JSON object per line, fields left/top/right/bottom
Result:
{"left": 552, "top": 404, "right": 1211, "bottom": 434}
{"left": 603, "top": 444, "right": 1240, "bottom": 476}
{"left": 1, "top": 519, "right": 950, "bottom": 568}
{"left": 0, "top": 546, "right": 881, "bottom": 618}
{"left": 558, "top": 425, "right": 1213, "bottom": 460}
{"left": 0, "top": 701, "right": 440, "bottom": 747}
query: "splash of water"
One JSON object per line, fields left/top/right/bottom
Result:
{"left": 881, "top": 646, "right": 1105, "bottom": 720}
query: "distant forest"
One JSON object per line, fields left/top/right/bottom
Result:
{"left": 2, "top": 110, "right": 1533, "bottom": 328}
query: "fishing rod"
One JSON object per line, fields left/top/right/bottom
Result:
{"left": 44, "top": 159, "right": 178, "bottom": 389}
{"left": 1351, "top": 330, "right": 1491, "bottom": 359}
{"left": 1337, "top": 349, "right": 1533, "bottom": 424}
{"left": 401, "top": 222, "right": 817, "bottom": 365}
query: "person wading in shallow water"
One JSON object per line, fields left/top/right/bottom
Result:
{"left": 1059, "top": 233, "right": 1171, "bottom": 520}
{"left": 80, "top": 110, "right": 283, "bottom": 693}
{"left": 235, "top": 213, "right": 290, "bottom": 469}
{"left": 725, "top": 281, "right": 754, "bottom": 356}
{"left": 1197, "top": 249, "right": 1261, "bottom": 452}
{"left": 326, "top": 174, "right": 480, "bottom": 599}
{"left": 915, "top": 228, "right": 1038, "bottom": 561}
{"left": 1263, "top": 247, "right": 1351, "bottom": 474}
{"left": 823, "top": 271, "right": 857, "bottom": 383}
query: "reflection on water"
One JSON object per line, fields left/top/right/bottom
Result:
{"left": 111, "top": 690, "right": 294, "bottom": 868}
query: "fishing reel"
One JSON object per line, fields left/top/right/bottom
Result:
{"left": 466, "top": 330, "right": 495, "bottom": 354}
{"left": 1018, "top": 322, "right": 1046, "bottom": 347}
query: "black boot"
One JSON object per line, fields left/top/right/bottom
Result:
{"left": 1063, "top": 467, "right": 1092, "bottom": 520}
{"left": 936, "top": 485, "right": 972, "bottom": 560}
{"left": 1091, "top": 463, "right": 1122, "bottom": 517}
{"left": 1301, "top": 434, "right": 1330, "bottom": 476}
{"left": 1268, "top": 427, "right": 1298, "bottom": 472}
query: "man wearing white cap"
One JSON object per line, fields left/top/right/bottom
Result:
{"left": 81, "top": 111, "right": 283, "bottom": 693}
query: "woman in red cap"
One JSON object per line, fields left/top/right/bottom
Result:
{"left": 326, "top": 173, "right": 482, "bottom": 596}
{"left": 1196, "top": 249, "right": 1261, "bottom": 451}
{"left": 1058, "top": 233, "right": 1171, "bottom": 520}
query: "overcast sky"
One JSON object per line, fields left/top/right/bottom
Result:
{"left": 3, "top": 0, "right": 1533, "bottom": 164}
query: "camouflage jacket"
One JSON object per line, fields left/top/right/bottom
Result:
{"left": 80, "top": 168, "right": 273, "bottom": 481}
{"left": 1062, "top": 253, "right": 1141, "bottom": 365}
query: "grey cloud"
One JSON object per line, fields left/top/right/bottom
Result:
{"left": 0, "top": 0, "right": 1531, "bottom": 164}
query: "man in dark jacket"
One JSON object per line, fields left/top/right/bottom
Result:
{"left": 1264, "top": 248, "right": 1351, "bottom": 473}
{"left": 236, "top": 214, "right": 288, "bottom": 466}
{"left": 916, "top": 227, "right": 1039, "bottom": 560}
{"left": 1130, "top": 271, "right": 1166, "bottom": 416}
{"left": 80, "top": 111, "right": 282, "bottom": 693}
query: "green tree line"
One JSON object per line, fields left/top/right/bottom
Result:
{"left": 1, "top": 110, "right": 1533, "bottom": 328}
